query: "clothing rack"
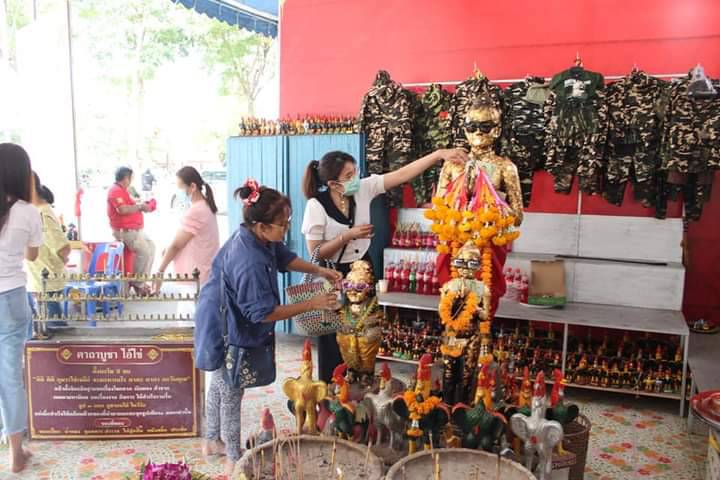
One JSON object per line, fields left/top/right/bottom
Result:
{"left": 401, "top": 73, "right": 688, "bottom": 87}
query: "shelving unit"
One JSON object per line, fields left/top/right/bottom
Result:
{"left": 378, "top": 292, "right": 690, "bottom": 415}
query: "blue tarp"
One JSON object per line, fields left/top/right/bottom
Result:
{"left": 173, "top": 0, "right": 278, "bottom": 38}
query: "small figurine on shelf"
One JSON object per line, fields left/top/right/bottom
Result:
{"left": 284, "top": 339, "right": 328, "bottom": 435}
{"left": 600, "top": 360, "right": 610, "bottom": 388}
{"left": 644, "top": 371, "right": 655, "bottom": 392}
{"left": 662, "top": 370, "right": 675, "bottom": 394}
{"left": 621, "top": 361, "right": 633, "bottom": 389}
{"left": 518, "top": 366, "right": 532, "bottom": 409}
{"left": 609, "top": 362, "right": 621, "bottom": 388}
{"left": 589, "top": 358, "right": 601, "bottom": 387}
{"left": 336, "top": 261, "right": 384, "bottom": 384}
{"left": 654, "top": 368, "right": 664, "bottom": 393}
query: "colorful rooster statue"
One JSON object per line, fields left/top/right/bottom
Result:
{"left": 245, "top": 408, "right": 276, "bottom": 449}
{"left": 545, "top": 369, "right": 579, "bottom": 455}
{"left": 283, "top": 339, "right": 328, "bottom": 435}
{"left": 510, "top": 372, "right": 564, "bottom": 480}
{"left": 392, "top": 354, "right": 449, "bottom": 454}
{"left": 327, "top": 363, "right": 357, "bottom": 439}
{"left": 366, "top": 363, "right": 405, "bottom": 450}
{"left": 452, "top": 364, "right": 506, "bottom": 452}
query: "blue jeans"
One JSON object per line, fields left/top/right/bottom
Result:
{"left": 0, "top": 286, "right": 31, "bottom": 435}
{"left": 27, "top": 292, "right": 65, "bottom": 337}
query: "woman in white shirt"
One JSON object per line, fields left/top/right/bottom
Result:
{"left": 301, "top": 148, "right": 467, "bottom": 382}
{"left": 0, "top": 143, "right": 42, "bottom": 473}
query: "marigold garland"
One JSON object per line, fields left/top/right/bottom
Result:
{"left": 439, "top": 290, "right": 478, "bottom": 333}
{"left": 403, "top": 391, "right": 443, "bottom": 422}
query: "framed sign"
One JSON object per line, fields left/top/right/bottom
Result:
{"left": 26, "top": 342, "right": 201, "bottom": 440}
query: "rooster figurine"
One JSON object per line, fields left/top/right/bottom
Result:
{"left": 283, "top": 339, "right": 328, "bottom": 435}
{"left": 545, "top": 369, "right": 579, "bottom": 455}
{"left": 246, "top": 407, "right": 276, "bottom": 449}
{"left": 327, "top": 363, "right": 357, "bottom": 440}
{"left": 366, "top": 363, "right": 405, "bottom": 450}
{"left": 510, "top": 371, "right": 564, "bottom": 480}
{"left": 392, "top": 354, "right": 449, "bottom": 454}
{"left": 452, "top": 364, "right": 506, "bottom": 452}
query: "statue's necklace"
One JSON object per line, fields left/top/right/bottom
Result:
{"left": 344, "top": 297, "right": 377, "bottom": 331}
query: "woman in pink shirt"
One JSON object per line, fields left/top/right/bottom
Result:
{"left": 155, "top": 167, "right": 220, "bottom": 295}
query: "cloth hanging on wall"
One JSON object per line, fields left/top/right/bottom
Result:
{"left": 603, "top": 70, "right": 670, "bottom": 216}
{"left": 501, "top": 76, "right": 549, "bottom": 207}
{"left": 358, "top": 70, "right": 414, "bottom": 207}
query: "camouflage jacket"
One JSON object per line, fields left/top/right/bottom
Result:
{"left": 660, "top": 76, "right": 720, "bottom": 174}
{"left": 501, "top": 76, "right": 549, "bottom": 171}
{"left": 604, "top": 72, "right": 669, "bottom": 182}
{"left": 544, "top": 67, "right": 609, "bottom": 194}
{"left": 448, "top": 75, "right": 504, "bottom": 150}
{"left": 359, "top": 70, "right": 414, "bottom": 176}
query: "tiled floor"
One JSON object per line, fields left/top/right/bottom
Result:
{"left": 0, "top": 334, "right": 708, "bottom": 479}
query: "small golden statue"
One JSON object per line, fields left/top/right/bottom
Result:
{"left": 283, "top": 339, "right": 328, "bottom": 435}
{"left": 336, "top": 261, "right": 383, "bottom": 383}
{"left": 438, "top": 241, "right": 490, "bottom": 405}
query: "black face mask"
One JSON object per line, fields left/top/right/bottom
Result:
{"left": 465, "top": 121, "right": 497, "bottom": 134}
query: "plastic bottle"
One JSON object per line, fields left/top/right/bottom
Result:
{"left": 431, "top": 267, "right": 440, "bottom": 295}
{"left": 392, "top": 260, "right": 403, "bottom": 292}
{"left": 416, "top": 262, "right": 425, "bottom": 295}
{"left": 409, "top": 263, "right": 417, "bottom": 294}
{"left": 503, "top": 268, "right": 514, "bottom": 299}
{"left": 421, "top": 263, "right": 431, "bottom": 295}
{"left": 512, "top": 269, "right": 523, "bottom": 302}
{"left": 385, "top": 262, "right": 395, "bottom": 290}
{"left": 519, "top": 275, "right": 529, "bottom": 304}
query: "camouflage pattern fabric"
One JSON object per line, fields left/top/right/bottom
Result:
{"left": 603, "top": 71, "right": 669, "bottom": 211}
{"left": 660, "top": 76, "right": 720, "bottom": 221}
{"left": 410, "top": 84, "right": 452, "bottom": 205}
{"left": 359, "top": 70, "right": 414, "bottom": 207}
{"left": 544, "top": 68, "right": 608, "bottom": 195}
{"left": 501, "top": 76, "right": 549, "bottom": 206}
{"left": 449, "top": 75, "right": 504, "bottom": 151}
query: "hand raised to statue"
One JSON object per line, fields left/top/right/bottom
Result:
{"left": 436, "top": 148, "right": 468, "bottom": 165}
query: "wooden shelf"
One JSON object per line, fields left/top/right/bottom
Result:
{"left": 566, "top": 382, "right": 682, "bottom": 401}
{"left": 377, "top": 355, "right": 440, "bottom": 366}
{"left": 378, "top": 292, "right": 688, "bottom": 336}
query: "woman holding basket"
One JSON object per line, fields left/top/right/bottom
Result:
{"left": 194, "top": 178, "right": 340, "bottom": 474}
{"left": 301, "top": 148, "right": 467, "bottom": 383}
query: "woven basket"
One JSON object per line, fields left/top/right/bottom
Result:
{"left": 563, "top": 414, "right": 591, "bottom": 480}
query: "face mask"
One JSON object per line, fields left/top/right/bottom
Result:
{"left": 175, "top": 188, "right": 190, "bottom": 208}
{"left": 341, "top": 175, "right": 360, "bottom": 197}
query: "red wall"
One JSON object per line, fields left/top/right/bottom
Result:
{"left": 280, "top": 0, "right": 720, "bottom": 323}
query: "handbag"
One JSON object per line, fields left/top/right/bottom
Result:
{"left": 285, "top": 245, "right": 343, "bottom": 336}
{"left": 219, "top": 253, "right": 277, "bottom": 389}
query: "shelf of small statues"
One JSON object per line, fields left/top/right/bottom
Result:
{"left": 32, "top": 313, "right": 194, "bottom": 322}
{"left": 237, "top": 116, "right": 359, "bottom": 137}
{"left": 38, "top": 293, "right": 198, "bottom": 303}
{"left": 45, "top": 273, "right": 200, "bottom": 283}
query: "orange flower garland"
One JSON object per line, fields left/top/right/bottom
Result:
{"left": 403, "top": 391, "right": 443, "bottom": 423}
{"left": 438, "top": 290, "right": 478, "bottom": 333}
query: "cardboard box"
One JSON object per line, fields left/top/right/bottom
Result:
{"left": 528, "top": 259, "right": 567, "bottom": 306}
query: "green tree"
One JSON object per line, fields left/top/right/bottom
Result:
{"left": 197, "top": 20, "right": 275, "bottom": 117}
{"left": 74, "top": 0, "right": 194, "bottom": 165}
{"left": 0, "top": 0, "right": 31, "bottom": 71}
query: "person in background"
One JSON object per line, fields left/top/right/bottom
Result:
{"left": 0, "top": 143, "right": 41, "bottom": 473}
{"left": 107, "top": 167, "right": 155, "bottom": 296}
{"left": 141, "top": 168, "right": 156, "bottom": 193}
{"left": 301, "top": 147, "right": 467, "bottom": 383}
{"left": 195, "top": 179, "right": 341, "bottom": 474}
{"left": 26, "top": 172, "right": 70, "bottom": 330}
{"left": 153, "top": 167, "right": 220, "bottom": 313}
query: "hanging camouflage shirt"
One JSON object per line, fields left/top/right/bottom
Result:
{"left": 500, "top": 76, "right": 549, "bottom": 206}
{"left": 359, "top": 70, "right": 415, "bottom": 207}
{"left": 603, "top": 71, "right": 669, "bottom": 209}
{"left": 449, "top": 75, "right": 504, "bottom": 150}
{"left": 659, "top": 75, "right": 720, "bottom": 220}
{"left": 544, "top": 67, "right": 608, "bottom": 195}
{"left": 409, "top": 84, "right": 453, "bottom": 205}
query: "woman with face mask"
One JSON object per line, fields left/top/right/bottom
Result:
{"left": 154, "top": 167, "right": 220, "bottom": 298}
{"left": 301, "top": 147, "right": 468, "bottom": 383}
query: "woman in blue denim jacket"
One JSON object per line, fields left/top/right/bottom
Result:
{"left": 0, "top": 144, "right": 42, "bottom": 473}
{"left": 196, "top": 179, "right": 341, "bottom": 475}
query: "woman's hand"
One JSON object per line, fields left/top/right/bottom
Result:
{"left": 317, "top": 267, "right": 342, "bottom": 285}
{"left": 308, "top": 293, "right": 340, "bottom": 311}
{"left": 436, "top": 148, "right": 469, "bottom": 165}
{"left": 152, "top": 275, "right": 163, "bottom": 295}
{"left": 346, "top": 224, "right": 374, "bottom": 241}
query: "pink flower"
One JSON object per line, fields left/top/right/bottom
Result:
{"left": 638, "top": 468, "right": 651, "bottom": 475}
{"left": 143, "top": 462, "right": 191, "bottom": 480}
{"left": 659, "top": 457, "right": 671, "bottom": 464}
{"left": 621, "top": 442, "right": 632, "bottom": 449}
{"left": 600, "top": 453, "right": 612, "bottom": 460}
